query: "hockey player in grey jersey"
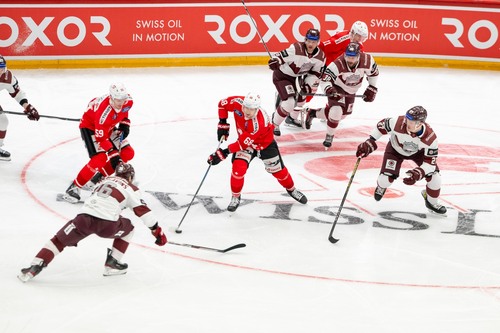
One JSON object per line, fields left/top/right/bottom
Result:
{"left": 355, "top": 106, "right": 447, "bottom": 215}
{"left": 18, "top": 163, "right": 167, "bottom": 282}
{"left": 0, "top": 55, "right": 40, "bottom": 160}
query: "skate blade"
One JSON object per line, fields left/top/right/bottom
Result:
{"left": 103, "top": 268, "right": 128, "bottom": 276}
{"left": 17, "top": 273, "right": 33, "bottom": 283}
{"left": 426, "top": 209, "right": 448, "bottom": 218}
{"left": 56, "top": 193, "right": 82, "bottom": 204}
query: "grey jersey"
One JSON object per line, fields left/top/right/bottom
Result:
{"left": 371, "top": 115, "right": 439, "bottom": 175}
{"left": 80, "top": 176, "right": 157, "bottom": 228}
{"left": 273, "top": 41, "right": 325, "bottom": 78}
{"left": 321, "top": 52, "right": 379, "bottom": 94}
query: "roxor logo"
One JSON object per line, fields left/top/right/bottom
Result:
{"left": 0, "top": 16, "right": 111, "bottom": 47}
{"left": 442, "top": 18, "right": 498, "bottom": 49}
{"left": 205, "top": 14, "right": 344, "bottom": 44}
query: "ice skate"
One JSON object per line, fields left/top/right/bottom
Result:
{"left": 61, "top": 183, "right": 81, "bottom": 204}
{"left": 287, "top": 188, "right": 308, "bottom": 204}
{"left": 421, "top": 190, "right": 447, "bottom": 216}
{"left": 0, "top": 147, "right": 11, "bottom": 161}
{"left": 272, "top": 113, "right": 281, "bottom": 136}
{"left": 323, "top": 134, "right": 334, "bottom": 149}
{"left": 374, "top": 186, "right": 386, "bottom": 201}
{"left": 284, "top": 115, "right": 302, "bottom": 128}
{"left": 18, "top": 261, "right": 46, "bottom": 282}
{"left": 103, "top": 248, "right": 128, "bottom": 276}
{"left": 227, "top": 195, "right": 241, "bottom": 212}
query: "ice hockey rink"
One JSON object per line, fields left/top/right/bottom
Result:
{"left": 1, "top": 63, "right": 499, "bottom": 333}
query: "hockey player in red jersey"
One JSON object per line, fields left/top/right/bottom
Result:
{"left": 355, "top": 106, "right": 447, "bottom": 215}
{"left": 267, "top": 28, "right": 326, "bottom": 135}
{"left": 304, "top": 42, "right": 379, "bottom": 148}
{"left": 208, "top": 92, "right": 307, "bottom": 212}
{"left": 62, "top": 83, "right": 134, "bottom": 203}
{"left": 18, "top": 163, "right": 167, "bottom": 282}
{"left": 0, "top": 55, "right": 40, "bottom": 161}
{"left": 319, "top": 21, "right": 369, "bottom": 66}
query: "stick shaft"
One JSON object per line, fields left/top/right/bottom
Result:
{"left": 240, "top": 0, "right": 272, "bottom": 57}
{"left": 328, "top": 158, "right": 361, "bottom": 243}
{"left": 175, "top": 137, "right": 224, "bottom": 231}
{"left": 168, "top": 241, "right": 246, "bottom": 253}
{"left": 1, "top": 110, "right": 80, "bottom": 122}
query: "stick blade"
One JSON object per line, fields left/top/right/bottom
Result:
{"left": 328, "top": 235, "right": 339, "bottom": 244}
{"left": 222, "top": 243, "right": 246, "bottom": 253}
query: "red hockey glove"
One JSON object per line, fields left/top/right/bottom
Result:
{"left": 325, "top": 86, "right": 342, "bottom": 102}
{"left": 150, "top": 223, "right": 167, "bottom": 246}
{"left": 207, "top": 148, "right": 230, "bottom": 165}
{"left": 217, "top": 119, "right": 230, "bottom": 141}
{"left": 356, "top": 138, "right": 377, "bottom": 158}
{"left": 24, "top": 104, "right": 40, "bottom": 121}
{"left": 106, "top": 148, "right": 122, "bottom": 170}
{"left": 268, "top": 58, "right": 280, "bottom": 71}
{"left": 363, "top": 85, "right": 378, "bottom": 102}
{"left": 403, "top": 167, "right": 425, "bottom": 185}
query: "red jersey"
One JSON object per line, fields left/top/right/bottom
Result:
{"left": 79, "top": 94, "right": 133, "bottom": 152}
{"left": 218, "top": 96, "right": 274, "bottom": 152}
{"left": 319, "top": 30, "right": 365, "bottom": 66}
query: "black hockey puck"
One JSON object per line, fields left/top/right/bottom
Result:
{"left": 175, "top": 229, "right": 182, "bottom": 234}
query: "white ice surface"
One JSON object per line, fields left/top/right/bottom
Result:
{"left": 1, "top": 65, "right": 499, "bottom": 333}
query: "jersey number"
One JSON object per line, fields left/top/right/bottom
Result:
{"left": 95, "top": 182, "right": 117, "bottom": 198}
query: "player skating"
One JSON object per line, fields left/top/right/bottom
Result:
{"left": 267, "top": 28, "right": 326, "bottom": 135}
{"left": 61, "top": 83, "right": 134, "bottom": 203}
{"left": 208, "top": 92, "right": 307, "bottom": 212}
{"left": 18, "top": 163, "right": 167, "bottom": 282}
{"left": 0, "top": 55, "right": 40, "bottom": 161}
{"left": 319, "top": 21, "right": 369, "bottom": 66}
{"left": 304, "top": 42, "right": 379, "bottom": 148}
{"left": 355, "top": 106, "right": 447, "bottom": 215}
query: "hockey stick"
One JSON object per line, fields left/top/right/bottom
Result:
{"left": 1, "top": 110, "right": 80, "bottom": 122}
{"left": 328, "top": 157, "right": 361, "bottom": 244}
{"left": 168, "top": 241, "right": 246, "bottom": 253}
{"left": 240, "top": 0, "right": 272, "bottom": 57}
{"left": 299, "top": 92, "right": 365, "bottom": 98}
{"left": 174, "top": 137, "right": 225, "bottom": 234}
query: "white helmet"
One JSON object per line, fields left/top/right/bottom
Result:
{"left": 109, "top": 83, "right": 128, "bottom": 100}
{"left": 350, "top": 21, "right": 368, "bottom": 43}
{"left": 243, "top": 92, "right": 261, "bottom": 109}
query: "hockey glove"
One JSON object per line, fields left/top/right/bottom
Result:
{"left": 356, "top": 138, "right": 377, "bottom": 158}
{"left": 363, "top": 85, "right": 378, "bottom": 102}
{"left": 24, "top": 104, "right": 40, "bottom": 121}
{"left": 403, "top": 167, "right": 425, "bottom": 185}
{"left": 118, "top": 120, "right": 130, "bottom": 139}
{"left": 268, "top": 58, "right": 281, "bottom": 71}
{"left": 207, "top": 148, "right": 230, "bottom": 165}
{"left": 325, "top": 86, "right": 342, "bottom": 102}
{"left": 150, "top": 223, "right": 167, "bottom": 246}
{"left": 106, "top": 148, "right": 122, "bottom": 170}
{"left": 217, "top": 119, "right": 230, "bottom": 141}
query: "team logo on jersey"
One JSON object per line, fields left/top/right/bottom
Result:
{"left": 385, "top": 159, "right": 397, "bottom": 171}
{"left": 428, "top": 148, "right": 438, "bottom": 156}
{"left": 402, "top": 141, "right": 419, "bottom": 154}
{"left": 122, "top": 106, "right": 131, "bottom": 112}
